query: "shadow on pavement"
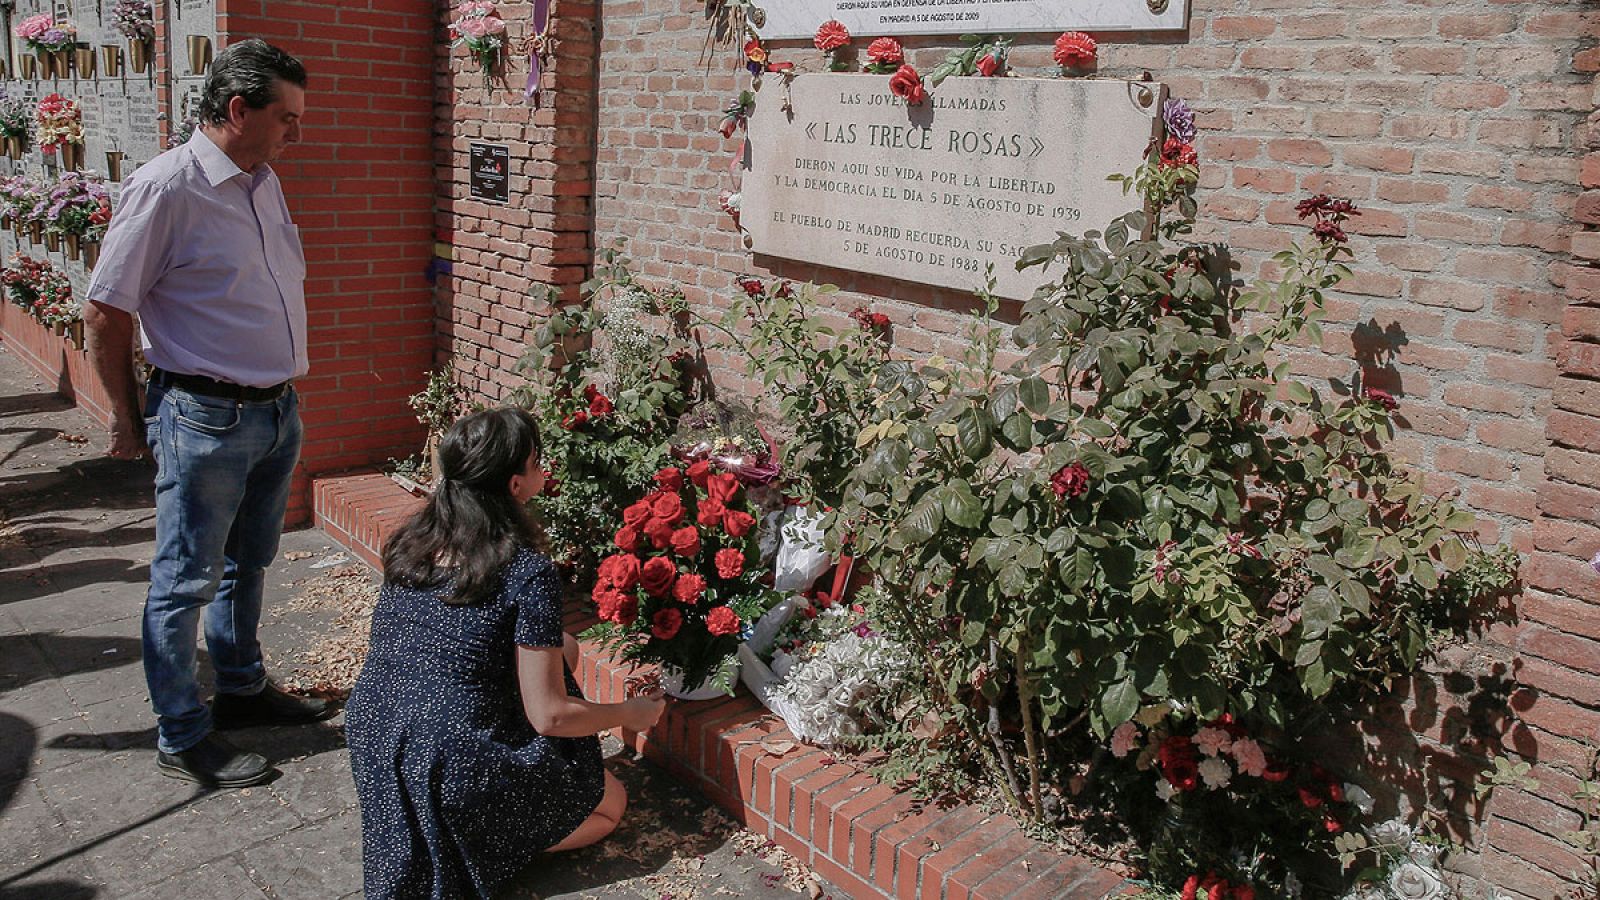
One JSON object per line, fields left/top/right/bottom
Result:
{"left": 0, "top": 880, "right": 100, "bottom": 899}
{"left": 0, "top": 390, "right": 74, "bottom": 419}
{"left": 0, "top": 558, "right": 152, "bottom": 607}
{"left": 0, "top": 634, "right": 144, "bottom": 695}
{"left": 0, "top": 713, "right": 37, "bottom": 814}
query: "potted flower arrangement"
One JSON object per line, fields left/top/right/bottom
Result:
{"left": 3, "top": 253, "right": 47, "bottom": 311}
{"left": 0, "top": 91, "right": 31, "bottom": 160}
{"left": 582, "top": 461, "right": 781, "bottom": 698}
{"left": 1, "top": 176, "right": 44, "bottom": 242}
{"left": 14, "top": 15, "right": 77, "bottom": 79}
{"left": 43, "top": 172, "right": 111, "bottom": 262}
{"left": 111, "top": 0, "right": 155, "bottom": 74}
{"left": 448, "top": 1, "right": 508, "bottom": 88}
{"left": 35, "top": 94, "right": 84, "bottom": 170}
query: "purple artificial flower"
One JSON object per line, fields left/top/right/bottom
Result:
{"left": 1591, "top": 550, "right": 1600, "bottom": 576}
{"left": 1163, "top": 97, "right": 1196, "bottom": 144}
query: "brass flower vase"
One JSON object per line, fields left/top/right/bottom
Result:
{"left": 19, "top": 55, "right": 38, "bottom": 80}
{"left": 35, "top": 50, "right": 54, "bottom": 79}
{"left": 101, "top": 44, "right": 123, "bottom": 78}
{"left": 69, "top": 320, "right": 85, "bottom": 350}
{"left": 4, "top": 136, "right": 21, "bottom": 160}
{"left": 187, "top": 35, "right": 212, "bottom": 75}
{"left": 50, "top": 49, "right": 71, "bottom": 79}
{"left": 28, "top": 222, "right": 42, "bottom": 244}
{"left": 65, "top": 233, "right": 80, "bottom": 260}
{"left": 45, "top": 231, "right": 60, "bottom": 253}
{"left": 74, "top": 46, "right": 96, "bottom": 79}
{"left": 52, "top": 320, "right": 65, "bottom": 336}
{"left": 106, "top": 150, "right": 125, "bottom": 181}
{"left": 84, "top": 242, "right": 100, "bottom": 270}
{"left": 129, "top": 39, "right": 151, "bottom": 74}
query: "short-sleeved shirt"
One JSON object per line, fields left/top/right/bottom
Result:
{"left": 85, "top": 129, "right": 307, "bottom": 388}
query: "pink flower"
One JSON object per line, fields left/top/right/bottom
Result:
{"left": 813, "top": 19, "right": 850, "bottom": 53}
{"left": 1110, "top": 722, "right": 1140, "bottom": 758}
{"left": 865, "top": 37, "right": 903, "bottom": 68}
{"left": 457, "top": 16, "right": 489, "bottom": 38}
{"left": 1194, "top": 726, "right": 1233, "bottom": 757}
{"left": 1228, "top": 737, "right": 1268, "bottom": 777}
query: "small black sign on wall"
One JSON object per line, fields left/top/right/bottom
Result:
{"left": 469, "top": 142, "right": 510, "bottom": 204}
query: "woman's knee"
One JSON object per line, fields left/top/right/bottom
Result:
{"left": 597, "top": 770, "right": 626, "bottom": 822}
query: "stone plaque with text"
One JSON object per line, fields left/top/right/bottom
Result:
{"left": 758, "top": 0, "right": 1188, "bottom": 39}
{"left": 743, "top": 74, "right": 1163, "bottom": 300}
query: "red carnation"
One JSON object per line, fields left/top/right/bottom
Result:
{"left": 622, "top": 500, "right": 653, "bottom": 528}
{"left": 715, "top": 547, "right": 745, "bottom": 580}
{"left": 643, "top": 517, "right": 676, "bottom": 550}
{"left": 669, "top": 526, "right": 701, "bottom": 558}
{"left": 597, "top": 553, "right": 641, "bottom": 591}
{"left": 706, "top": 472, "right": 740, "bottom": 504}
{"left": 706, "top": 606, "right": 742, "bottom": 637}
{"left": 640, "top": 556, "right": 677, "bottom": 598}
{"left": 1051, "top": 462, "right": 1091, "bottom": 500}
{"left": 888, "top": 65, "right": 927, "bottom": 105}
{"left": 697, "top": 497, "right": 727, "bottom": 528}
{"left": 672, "top": 572, "right": 707, "bottom": 603}
{"left": 655, "top": 467, "right": 685, "bottom": 492}
{"left": 865, "top": 37, "right": 903, "bottom": 68}
{"left": 687, "top": 459, "right": 713, "bottom": 488}
{"left": 560, "top": 410, "right": 588, "bottom": 430}
{"left": 614, "top": 525, "right": 642, "bottom": 553}
{"left": 813, "top": 19, "right": 850, "bottom": 52}
{"left": 1053, "top": 31, "right": 1097, "bottom": 68}
{"left": 651, "top": 608, "right": 683, "bottom": 640}
{"left": 723, "top": 509, "right": 757, "bottom": 538}
{"left": 651, "top": 492, "right": 685, "bottom": 525}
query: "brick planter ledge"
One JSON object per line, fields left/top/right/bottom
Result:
{"left": 313, "top": 471, "right": 1131, "bottom": 900}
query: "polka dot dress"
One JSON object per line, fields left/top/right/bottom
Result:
{"left": 346, "top": 548, "right": 604, "bottom": 900}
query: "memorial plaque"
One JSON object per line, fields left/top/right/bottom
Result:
{"left": 743, "top": 74, "right": 1162, "bottom": 300}
{"left": 469, "top": 142, "right": 510, "bottom": 204}
{"left": 758, "top": 0, "right": 1189, "bottom": 39}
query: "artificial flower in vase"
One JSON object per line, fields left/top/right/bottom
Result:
{"left": 111, "top": 0, "right": 154, "bottom": 74}
{"left": 16, "top": 15, "right": 77, "bottom": 80}
{"left": 35, "top": 94, "right": 84, "bottom": 166}
{"left": 448, "top": 1, "right": 508, "bottom": 89}
{"left": 582, "top": 460, "right": 782, "bottom": 698}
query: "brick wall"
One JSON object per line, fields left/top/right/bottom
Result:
{"left": 216, "top": 0, "right": 439, "bottom": 524}
{"left": 431, "top": 0, "right": 599, "bottom": 403}
{"left": 419, "top": 0, "right": 1600, "bottom": 893}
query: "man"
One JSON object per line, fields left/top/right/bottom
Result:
{"left": 84, "top": 38, "right": 331, "bottom": 789}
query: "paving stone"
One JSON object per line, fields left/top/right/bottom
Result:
{"left": 239, "top": 811, "right": 364, "bottom": 900}
{"left": 120, "top": 857, "right": 270, "bottom": 900}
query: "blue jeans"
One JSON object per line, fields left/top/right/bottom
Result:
{"left": 142, "top": 381, "right": 302, "bottom": 754}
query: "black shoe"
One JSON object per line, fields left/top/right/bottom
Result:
{"left": 212, "top": 682, "right": 336, "bottom": 730}
{"left": 156, "top": 733, "right": 275, "bottom": 788}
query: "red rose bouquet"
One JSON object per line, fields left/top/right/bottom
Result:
{"left": 583, "top": 462, "right": 780, "bottom": 695}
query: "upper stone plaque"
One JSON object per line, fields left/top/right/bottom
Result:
{"left": 758, "top": 0, "right": 1189, "bottom": 39}
{"left": 742, "top": 74, "right": 1164, "bottom": 300}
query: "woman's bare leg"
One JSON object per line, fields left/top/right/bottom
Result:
{"left": 562, "top": 632, "right": 580, "bottom": 673}
{"left": 546, "top": 770, "right": 626, "bottom": 852}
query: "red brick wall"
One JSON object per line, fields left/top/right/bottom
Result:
{"left": 431, "top": 0, "right": 599, "bottom": 403}
{"left": 217, "top": 0, "right": 439, "bottom": 524}
{"left": 419, "top": 1, "right": 1599, "bottom": 893}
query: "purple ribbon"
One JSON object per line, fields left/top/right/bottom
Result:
{"left": 524, "top": 0, "right": 551, "bottom": 104}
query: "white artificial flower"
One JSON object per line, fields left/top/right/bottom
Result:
{"left": 1155, "top": 780, "right": 1177, "bottom": 801}
{"left": 1367, "top": 818, "right": 1415, "bottom": 848}
{"left": 1198, "top": 756, "right": 1233, "bottom": 789}
{"left": 1344, "top": 783, "right": 1376, "bottom": 815}
{"left": 1388, "top": 863, "right": 1447, "bottom": 900}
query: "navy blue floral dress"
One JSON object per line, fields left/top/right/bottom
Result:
{"left": 346, "top": 549, "right": 604, "bottom": 900}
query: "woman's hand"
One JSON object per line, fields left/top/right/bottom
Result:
{"left": 620, "top": 690, "right": 666, "bottom": 732}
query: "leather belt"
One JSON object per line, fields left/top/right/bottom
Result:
{"left": 150, "top": 368, "right": 290, "bottom": 403}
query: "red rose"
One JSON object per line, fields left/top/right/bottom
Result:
{"left": 888, "top": 64, "right": 926, "bottom": 105}
{"left": 865, "top": 37, "right": 902, "bottom": 67}
{"left": 1051, "top": 462, "right": 1091, "bottom": 500}
{"left": 1159, "top": 137, "right": 1198, "bottom": 169}
{"left": 651, "top": 492, "right": 685, "bottom": 525}
{"left": 738, "top": 277, "right": 764, "bottom": 296}
{"left": 696, "top": 497, "right": 726, "bottom": 528}
{"left": 714, "top": 547, "right": 745, "bottom": 580}
{"left": 588, "top": 392, "right": 614, "bottom": 417}
{"left": 639, "top": 556, "right": 677, "bottom": 598}
{"left": 705, "top": 606, "right": 741, "bottom": 637}
{"left": 655, "top": 467, "right": 685, "bottom": 492}
{"left": 1363, "top": 388, "right": 1398, "bottom": 411}
{"left": 723, "top": 509, "right": 756, "bottom": 538}
{"left": 1181, "top": 876, "right": 1200, "bottom": 900}
{"left": 643, "top": 517, "right": 676, "bottom": 550}
{"left": 597, "top": 553, "right": 641, "bottom": 591}
{"left": 1053, "top": 31, "right": 1097, "bottom": 68}
{"left": 594, "top": 589, "right": 637, "bottom": 625}
{"left": 669, "top": 526, "right": 701, "bottom": 558}
{"left": 560, "top": 410, "right": 588, "bottom": 430}
{"left": 651, "top": 608, "right": 683, "bottom": 640}
{"left": 614, "top": 525, "right": 642, "bottom": 553}
{"left": 1323, "top": 816, "right": 1342, "bottom": 834}
{"left": 622, "top": 501, "right": 653, "bottom": 528}
{"left": 672, "top": 572, "right": 707, "bottom": 603}
{"left": 687, "top": 459, "right": 712, "bottom": 488}
{"left": 813, "top": 19, "right": 850, "bottom": 52}
{"left": 870, "top": 313, "right": 890, "bottom": 329}
{"left": 1261, "top": 764, "right": 1291, "bottom": 783}
{"left": 706, "top": 472, "right": 740, "bottom": 504}
{"left": 1157, "top": 735, "right": 1200, "bottom": 791}
{"left": 975, "top": 52, "right": 1000, "bottom": 77}
{"left": 1297, "top": 786, "right": 1324, "bottom": 809}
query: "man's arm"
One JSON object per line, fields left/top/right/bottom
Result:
{"left": 84, "top": 300, "right": 146, "bottom": 460}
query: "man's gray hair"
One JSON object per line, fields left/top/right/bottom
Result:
{"left": 195, "top": 38, "right": 307, "bottom": 126}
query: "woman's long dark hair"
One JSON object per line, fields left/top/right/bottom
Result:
{"left": 382, "top": 408, "right": 544, "bottom": 606}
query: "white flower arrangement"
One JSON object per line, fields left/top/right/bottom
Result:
{"left": 1338, "top": 817, "right": 1507, "bottom": 900}
{"left": 762, "top": 625, "right": 911, "bottom": 747}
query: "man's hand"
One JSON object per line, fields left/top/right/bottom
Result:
{"left": 84, "top": 301, "right": 147, "bottom": 462}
